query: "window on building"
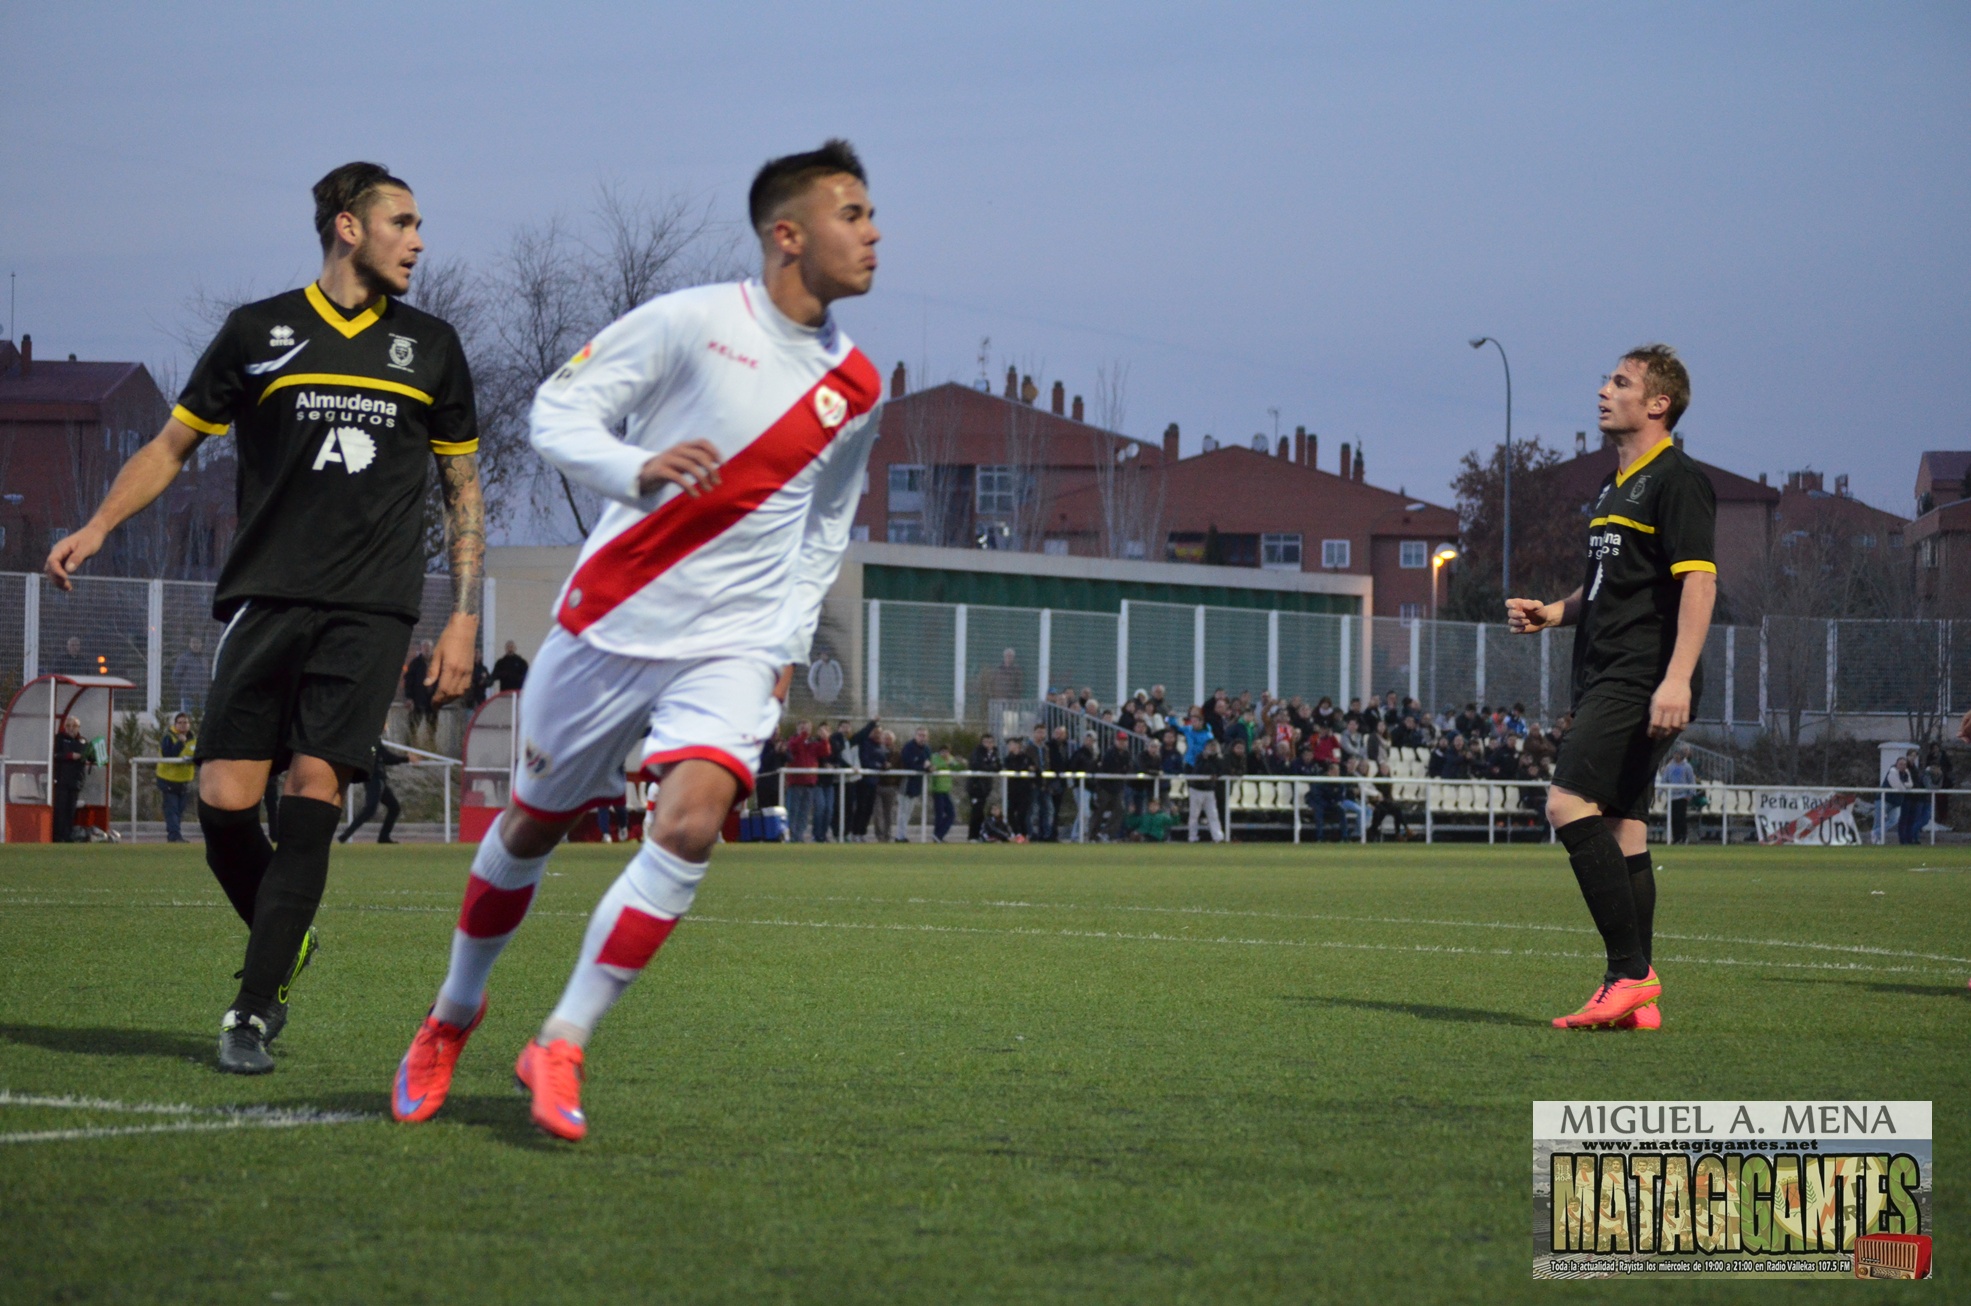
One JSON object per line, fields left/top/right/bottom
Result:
{"left": 849, "top": 524, "right": 870, "bottom": 543}
{"left": 1855, "top": 533, "right": 1877, "bottom": 550}
{"left": 888, "top": 464, "right": 925, "bottom": 513}
{"left": 1321, "top": 538, "right": 1351, "bottom": 569}
{"left": 976, "top": 465, "right": 1016, "bottom": 516}
{"left": 1043, "top": 538, "right": 1070, "bottom": 556}
{"left": 1261, "top": 533, "right": 1302, "bottom": 570}
{"left": 1398, "top": 602, "right": 1422, "bottom": 621}
{"left": 1122, "top": 539, "right": 1146, "bottom": 559}
{"left": 887, "top": 517, "right": 926, "bottom": 544}
{"left": 1918, "top": 538, "right": 1939, "bottom": 569}
{"left": 1399, "top": 540, "right": 1428, "bottom": 569}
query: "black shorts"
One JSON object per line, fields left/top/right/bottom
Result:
{"left": 200, "top": 601, "right": 415, "bottom": 779}
{"left": 1553, "top": 687, "right": 1678, "bottom": 821}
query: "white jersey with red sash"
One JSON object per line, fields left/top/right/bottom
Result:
{"left": 529, "top": 278, "right": 881, "bottom": 665}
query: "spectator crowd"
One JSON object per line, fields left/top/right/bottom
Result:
{"left": 758, "top": 684, "right": 1578, "bottom": 845}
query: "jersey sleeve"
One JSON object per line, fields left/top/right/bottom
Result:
{"left": 771, "top": 409, "right": 880, "bottom": 665}
{"left": 1659, "top": 465, "right": 1717, "bottom": 577}
{"left": 528, "top": 297, "right": 682, "bottom": 508}
{"left": 172, "top": 310, "right": 249, "bottom": 436}
{"left": 427, "top": 326, "right": 479, "bottom": 455}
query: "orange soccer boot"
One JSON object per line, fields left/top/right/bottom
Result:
{"left": 1552, "top": 969, "right": 1662, "bottom": 1029}
{"left": 1606, "top": 1000, "right": 1663, "bottom": 1031}
{"left": 392, "top": 1000, "right": 487, "bottom": 1123}
{"left": 515, "top": 1038, "right": 588, "bottom": 1141}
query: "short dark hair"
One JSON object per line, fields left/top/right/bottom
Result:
{"left": 1622, "top": 343, "right": 1691, "bottom": 430}
{"left": 748, "top": 139, "right": 866, "bottom": 234}
{"left": 313, "top": 162, "right": 411, "bottom": 253}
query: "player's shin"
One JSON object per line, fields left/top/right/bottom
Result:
{"left": 1625, "top": 851, "right": 1656, "bottom": 966}
{"left": 234, "top": 797, "right": 340, "bottom": 1018}
{"left": 540, "top": 840, "right": 705, "bottom": 1046}
{"left": 199, "top": 799, "right": 274, "bottom": 927}
{"left": 1555, "top": 815, "right": 1648, "bottom": 981}
{"left": 432, "top": 833, "right": 550, "bottom": 1027}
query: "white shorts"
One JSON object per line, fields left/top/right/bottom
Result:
{"left": 511, "top": 625, "right": 781, "bottom": 819}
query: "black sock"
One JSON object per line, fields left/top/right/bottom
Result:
{"left": 199, "top": 800, "right": 273, "bottom": 928}
{"left": 1556, "top": 816, "right": 1647, "bottom": 981}
{"left": 1626, "top": 851, "right": 1656, "bottom": 969}
{"left": 233, "top": 797, "right": 341, "bottom": 1016}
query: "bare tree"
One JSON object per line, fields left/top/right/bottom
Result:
{"left": 482, "top": 218, "right": 596, "bottom": 535}
{"left": 899, "top": 384, "right": 963, "bottom": 546}
{"left": 584, "top": 184, "right": 746, "bottom": 320}
{"left": 1087, "top": 361, "right": 1164, "bottom": 560}
{"left": 1001, "top": 398, "right": 1053, "bottom": 552}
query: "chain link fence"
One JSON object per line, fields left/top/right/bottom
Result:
{"left": 0, "top": 571, "right": 469, "bottom": 724}
{"left": 0, "top": 573, "right": 1961, "bottom": 742}
{"left": 860, "top": 595, "right": 1971, "bottom": 736}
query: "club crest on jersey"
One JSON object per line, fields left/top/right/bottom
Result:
{"left": 312, "top": 426, "right": 378, "bottom": 474}
{"left": 1627, "top": 474, "right": 1650, "bottom": 501}
{"left": 387, "top": 334, "right": 416, "bottom": 371}
{"left": 269, "top": 325, "right": 294, "bottom": 346}
{"left": 813, "top": 385, "right": 848, "bottom": 430}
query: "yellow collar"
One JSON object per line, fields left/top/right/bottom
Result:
{"left": 1615, "top": 436, "right": 1675, "bottom": 486}
{"left": 306, "top": 282, "right": 386, "bottom": 338}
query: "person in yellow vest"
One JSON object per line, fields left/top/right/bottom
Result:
{"left": 156, "top": 713, "right": 196, "bottom": 843}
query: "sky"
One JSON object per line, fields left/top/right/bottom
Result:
{"left": 4, "top": 2, "right": 1966, "bottom": 521}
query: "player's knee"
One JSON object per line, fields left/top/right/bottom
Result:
{"left": 499, "top": 807, "right": 576, "bottom": 858}
{"left": 646, "top": 802, "right": 722, "bottom": 862}
{"left": 198, "top": 759, "right": 268, "bottom": 810}
{"left": 1545, "top": 787, "right": 1595, "bottom": 828}
{"left": 284, "top": 755, "right": 350, "bottom": 804}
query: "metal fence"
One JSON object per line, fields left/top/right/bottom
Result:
{"left": 769, "top": 767, "right": 1967, "bottom": 846}
{"left": 2, "top": 573, "right": 1963, "bottom": 738}
{"left": 0, "top": 571, "right": 479, "bottom": 718}
{"left": 858, "top": 597, "right": 1971, "bottom": 734}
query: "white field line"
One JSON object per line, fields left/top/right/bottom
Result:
{"left": 685, "top": 914, "right": 1968, "bottom": 977}
{"left": 6, "top": 894, "right": 1968, "bottom": 974}
{"left": 721, "top": 892, "right": 1971, "bottom": 968}
{"left": 0, "top": 1090, "right": 371, "bottom": 1145}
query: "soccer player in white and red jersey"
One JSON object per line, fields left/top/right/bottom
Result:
{"left": 390, "top": 140, "right": 882, "bottom": 1140}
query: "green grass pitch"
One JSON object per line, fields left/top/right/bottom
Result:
{"left": 1, "top": 840, "right": 1964, "bottom": 1303}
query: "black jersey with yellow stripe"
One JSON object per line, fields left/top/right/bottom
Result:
{"left": 174, "top": 284, "right": 477, "bottom": 621}
{"left": 1570, "top": 437, "right": 1717, "bottom": 702}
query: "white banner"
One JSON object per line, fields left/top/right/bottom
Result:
{"left": 1755, "top": 790, "right": 1860, "bottom": 846}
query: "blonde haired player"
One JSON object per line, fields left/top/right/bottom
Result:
{"left": 391, "top": 141, "right": 881, "bottom": 1139}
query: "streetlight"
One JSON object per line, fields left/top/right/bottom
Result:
{"left": 1469, "top": 336, "right": 1512, "bottom": 595}
{"left": 1429, "top": 544, "right": 1459, "bottom": 715}
{"left": 1430, "top": 544, "right": 1459, "bottom": 622}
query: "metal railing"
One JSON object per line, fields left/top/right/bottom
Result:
{"left": 123, "top": 743, "right": 461, "bottom": 842}
{"left": 762, "top": 767, "right": 1965, "bottom": 847}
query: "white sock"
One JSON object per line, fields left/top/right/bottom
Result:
{"left": 433, "top": 833, "right": 550, "bottom": 1025}
{"left": 541, "top": 840, "right": 706, "bottom": 1044}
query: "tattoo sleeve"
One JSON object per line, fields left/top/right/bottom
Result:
{"left": 437, "top": 452, "right": 485, "bottom": 618}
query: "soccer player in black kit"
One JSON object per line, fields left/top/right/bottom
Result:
{"left": 1507, "top": 345, "right": 1716, "bottom": 1031}
{"left": 46, "top": 163, "right": 484, "bottom": 1073}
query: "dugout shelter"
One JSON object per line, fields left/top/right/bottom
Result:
{"left": 460, "top": 689, "right": 519, "bottom": 843}
{"left": 2, "top": 673, "right": 137, "bottom": 842}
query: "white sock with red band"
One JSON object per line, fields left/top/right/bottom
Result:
{"left": 433, "top": 832, "right": 550, "bottom": 1026}
{"left": 541, "top": 840, "right": 706, "bottom": 1045}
